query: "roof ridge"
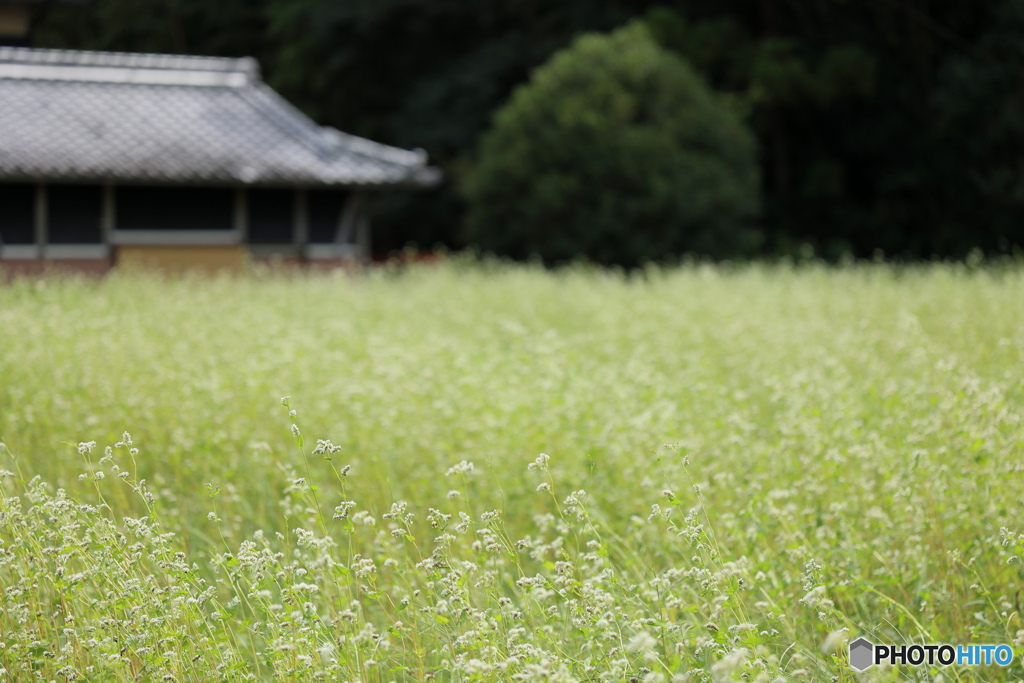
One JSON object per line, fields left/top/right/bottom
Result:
{"left": 241, "top": 84, "right": 428, "bottom": 168}
{"left": 319, "top": 128, "right": 428, "bottom": 168}
{"left": 0, "top": 47, "right": 258, "bottom": 76}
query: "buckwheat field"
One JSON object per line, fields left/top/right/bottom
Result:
{"left": 1, "top": 260, "right": 1023, "bottom": 682}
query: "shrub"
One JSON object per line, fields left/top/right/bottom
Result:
{"left": 462, "top": 21, "right": 761, "bottom": 267}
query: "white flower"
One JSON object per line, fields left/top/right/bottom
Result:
{"left": 528, "top": 453, "right": 550, "bottom": 470}
{"left": 446, "top": 460, "right": 475, "bottom": 477}
{"left": 821, "top": 629, "right": 848, "bottom": 653}
{"left": 711, "top": 648, "right": 749, "bottom": 677}
{"left": 627, "top": 631, "right": 657, "bottom": 652}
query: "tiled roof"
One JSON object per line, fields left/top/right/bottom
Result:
{"left": 0, "top": 47, "right": 441, "bottom": 188}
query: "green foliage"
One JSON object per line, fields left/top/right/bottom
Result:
{"left": 644, "top": 3, "right": 1024, "bottom": 260}
{"left": 463, "top": 23, "right": 761, "bottom": 266}
{"left": 930, "top": 0, "right": 1024, "bottom": 250}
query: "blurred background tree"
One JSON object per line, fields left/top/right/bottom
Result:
{"left": 31, "top": 0, "right": 1024, "bottom": 262}
{"left": 462, "top": 22, "right": 760, "bottom": 267}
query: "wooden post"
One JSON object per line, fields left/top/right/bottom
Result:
{"left": 294, "top": 189, "right": 308, "bottom": 256}
{"left": 356, "top": 212, "right": 370, "bottom": 261}
{"left": 234, "top": 187, "right": 248, "bottom": 243}
{"left": 101, "top": 183, "right": 116, "bottom": 244}
{"left": 35, "top": 183, "right": 47, "bottom": 259}
{"left": 335, "top": 191, "right": 363, "bottom": 246}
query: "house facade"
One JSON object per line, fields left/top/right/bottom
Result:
{"left": 0, "top": 46, "right": 440, "bottom": 273}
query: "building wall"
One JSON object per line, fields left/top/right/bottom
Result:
{"left": 117, "top": 245, "right": 247, "bottom": 274}
{"left": 0, "top": 182, "right": 367, "bottom": 273}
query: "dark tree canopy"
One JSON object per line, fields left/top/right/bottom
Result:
{"left": 462, "top": 23, "right": 760, "bottom": 267}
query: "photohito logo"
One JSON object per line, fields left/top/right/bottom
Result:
{"left": 848, "top": 637, "right": 1014, "bottom": 671}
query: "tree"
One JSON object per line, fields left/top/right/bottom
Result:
{"left": 462, "top": 21, "right": 761, "bottom": 267}
{"left": 930, "top": 0, "right": 1024, "bottom": 254}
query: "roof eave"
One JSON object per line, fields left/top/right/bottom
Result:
{"left": 0, "top": 167, "right": 444, "bottom": 190}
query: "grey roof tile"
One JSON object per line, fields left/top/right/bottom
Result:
{"left": 0, "top": 47, "right": 441, "bottom": 188}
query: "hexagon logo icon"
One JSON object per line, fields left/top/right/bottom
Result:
{"left": 849, "top": 637, "right": 874, "bottom": 671}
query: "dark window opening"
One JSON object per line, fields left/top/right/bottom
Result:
{"left": 248, "top": 189, "right": 294, "bottom": 243}
{"left": 49, "top": 185, "right": 103, "bottom": 244}
{"left": 118, "top": 186, "right": 233, "bottom": 231}
{"left": 0, "top": 36, "right": 31, "bottom": 48}
{"left": 309, "top": 190, "right": 349, "bottom": 243}
{"left": 0, "top": 183, "right": 34, "bottom": 244}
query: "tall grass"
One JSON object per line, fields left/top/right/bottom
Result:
{"left": 1, "top": 260, "right": 1023, "bottom": 681}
